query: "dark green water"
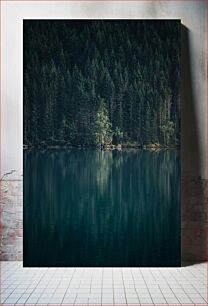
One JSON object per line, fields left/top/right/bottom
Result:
{"left": 24, "top": 149, "right": 181, "bottom": 267}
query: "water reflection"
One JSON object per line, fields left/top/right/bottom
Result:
{"left": 24, "top": 149, "right": 180, "bottom": 267}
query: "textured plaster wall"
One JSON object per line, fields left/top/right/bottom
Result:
{"left": 0, "top": 1, "right": 207, "bottom": 262}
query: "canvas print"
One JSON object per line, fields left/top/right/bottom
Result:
{"left": 23, "top": 20, "right": 181, "bottom": 267}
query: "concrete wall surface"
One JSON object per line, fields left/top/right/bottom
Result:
{"left": 0, "top": 1, "right": 207, "bottom": 262}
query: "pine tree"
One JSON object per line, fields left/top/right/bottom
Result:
{"left": 24, "top": 20, "right": 180, "bottom": 148}
{"left": 94, "top": 99, "right": 112, "bottom": 146}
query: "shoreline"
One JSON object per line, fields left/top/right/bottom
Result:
{"left": 23, "top": 143, "right": 180, "bottom": 150}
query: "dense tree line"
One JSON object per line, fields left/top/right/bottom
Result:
{"left": 24, "top": 20, "right": 180, "bottom": 147}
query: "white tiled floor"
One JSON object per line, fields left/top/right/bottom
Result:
{"left": 0, "top": 261, "right": 207, "bottom": 305}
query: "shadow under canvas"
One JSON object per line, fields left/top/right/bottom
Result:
{"left": 181, "top": 25, "right": 208, "bottom": 265}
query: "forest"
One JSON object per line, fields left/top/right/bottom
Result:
{"left": 23, "top": 20, "right": 181, "bottom": 148}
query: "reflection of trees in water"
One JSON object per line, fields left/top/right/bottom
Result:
{"left": 24, "top": 149, "right": 180, "bottom": 266}
{"left": 94, "top": 150, "right": 113, "bottom": 195}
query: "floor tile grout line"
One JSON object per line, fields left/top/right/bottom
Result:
{"left": 156, "top": 268, "right": 182, "bottom": 303}
{"left": 20, "top": 267, "right": 50, "bottom": 304}
{"left": 101, "top": 267, "right": 103, "bottom": 305}
{"left": 153, "top": 269, "right": 180, "bottom": 304}
{"left": 0, "top": 262, "right": 207, "bottom": 306}
{"left": 2, "top": 278, "right": 27, "bottom": 303}
{"left": 182, "top": 268, "right": 208, "bottom": 302}
{"left": 168, "top": 268, "right": 205, "bottom": 303}
{"left": 140, "top": 268, "right": 154, "bottom": 305}
{"left": 74, "top": 267, "right": 89, "bottom": 305}
{"left": 61, "top": 265, "right": 77, "bottom": 305}
{"left": 73, "top": 267, "right": 80, "bottom": 306}
{"left": 121, "top": 268, "right": 128, "bottom": 305}
{"left": 130, "top": 267, "right": 141, "bottom": 305}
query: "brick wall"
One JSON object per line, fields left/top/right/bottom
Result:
{"left": 0, "top": 178, "right": 23, "bottom": 261}
{"left": 0, "top": 174, "right": 207, "bottom": 263}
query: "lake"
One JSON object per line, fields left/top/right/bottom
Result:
{"left": 23, "top": 148, "right": 181, "bottom": 267}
